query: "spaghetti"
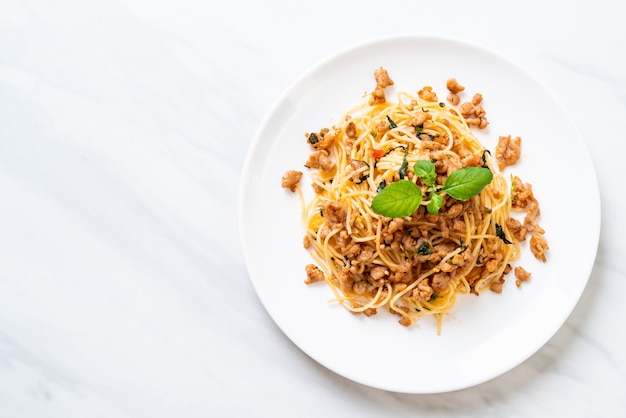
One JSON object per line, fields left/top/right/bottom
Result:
{"left": 281, "top": 68, "right": 547, "bottom": 332}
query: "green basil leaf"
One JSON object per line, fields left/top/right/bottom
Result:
{"left": 398, "top": 148, "right": 409, "bottom": 179}
{"left": 426, "top": 193, "right": 443, "bottom": 215}
{"left": 417, "top": 242, "right": 433, "bottom": 255}
{"left": 413, "top": 160, "right": 436, "bottom": 186}
{"left": 398, "top": 157, "right": 409, "bottom": 179}
{"left": 443, "top": 166, "right": 493, "bottom": 200}
{"left": 371, "top": 180, "right": 422, "bottom": 218}
{"left": 495, "top": 223, "right": 513, "bottom": 244}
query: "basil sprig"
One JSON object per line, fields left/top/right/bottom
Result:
{"left": 371, "top": 160, "right": 492, "bottom": 218}
{"left": 413, "top": 160, "right": 436, "bottom": 186}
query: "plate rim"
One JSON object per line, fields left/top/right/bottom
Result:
{"left": 238, "top": 33, "right": 601, "bottom": 394}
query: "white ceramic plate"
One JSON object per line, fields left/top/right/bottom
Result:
{"left": 239, "top": 35, "right": 600, "bottom": 393}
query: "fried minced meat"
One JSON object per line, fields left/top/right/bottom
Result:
{"left": 369, "top": 67, "right": 394, "bottom": 105}
{"left": 281, "top": 170, "right": 302, "bottom": 192}
{"left": 496, "top": 135, "right": 522, "bottom": 171}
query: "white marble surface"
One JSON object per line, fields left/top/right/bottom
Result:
{"left": 0, "top": 0, "right": 624, "bottom": 416}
